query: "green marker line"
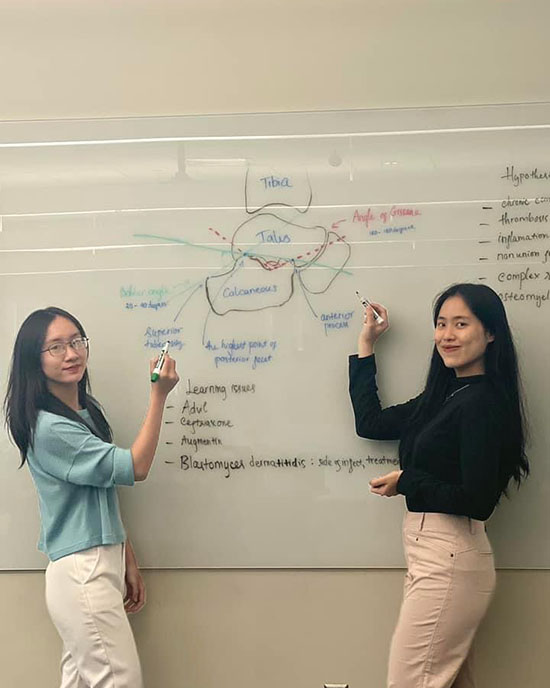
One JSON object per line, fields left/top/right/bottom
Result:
{"left": 134, "top": 232, "right": 352, "bottom": 276}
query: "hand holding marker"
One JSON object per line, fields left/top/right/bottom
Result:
{"left": 151, "top": 341, "right": 170, "bottom": 382}
{"left": 355, "top": 291, "right": 384, "bottom": 324}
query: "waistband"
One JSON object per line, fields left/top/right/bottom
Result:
{"left": 404, "top": 511, "right": 485, "bottom": 536}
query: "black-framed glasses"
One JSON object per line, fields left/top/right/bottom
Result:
{"left": 41, "top": 337, "right": 89, "bottom": 357}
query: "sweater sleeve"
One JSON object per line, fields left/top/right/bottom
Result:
{"left": 349, "top": 354, "right": 421, "bottom": 441}
{"left": 33, "top": 414, "right": 135, "bottom": 488}
{"left": 397, "top": 392, "right": 504, "bottom": 521}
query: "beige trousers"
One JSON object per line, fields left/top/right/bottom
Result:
{"left": 388, "top": 512, "right": 496, "bottom": 688}
{"left": 45, "top": 544, "right": 143, "bottom": 688}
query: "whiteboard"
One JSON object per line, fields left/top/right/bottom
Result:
{"left": 0, "top": 104, "right": 549, "bottom": 569}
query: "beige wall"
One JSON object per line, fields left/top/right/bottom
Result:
{"left": 1, "top": 0, "right": 550, "bottom": 120}
{"left": 1, "top": 569, "right": 549, "bottom": 687}
{"left": 1, "top": 1, "right": 549, "bottom": 686}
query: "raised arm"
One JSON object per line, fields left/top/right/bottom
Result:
{"left": 350, "top": 301, "right": 420, "bottom": 440}
{"left": 33, "top": 353, "right": 179, "bottom": 487}
{"left": 131, "top": 354, "right": 179, "bottom": 481}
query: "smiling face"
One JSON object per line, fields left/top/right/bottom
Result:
{"left": 434, "top": 295, "right": 495, "bottom": 377}
{"left": 41, "top": 316, "right": 88, "bottom": 394}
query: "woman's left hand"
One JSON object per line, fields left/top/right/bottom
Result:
{"left": 369, "top": 470, "right": 403, "bottom": 497}
{"left": 124, "top": 541, "right": 146, "bottom": 614}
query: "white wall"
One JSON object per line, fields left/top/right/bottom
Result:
{"left": 1, "top": 1, "right": 549, "bottom": 686}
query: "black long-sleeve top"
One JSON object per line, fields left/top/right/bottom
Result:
{"left": 349, "top": 354, "right": 514, "bottom": 521}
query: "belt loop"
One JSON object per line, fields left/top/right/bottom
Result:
{"left": 468, "top": 517, "right": 474, "bottom": 535}
{"left": 419, "top": 512, "right": 426, "bottom": 531}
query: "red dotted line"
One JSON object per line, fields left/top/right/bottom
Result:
{"left": 209, "top": 226, "right": 245, "bottom": 257}
{"left": 209, "top": 226, "right": 346, "bottom": 267}
{"left": 208, "top": 227, "right": 230, "bottom": 242}
{"left": 296, "top": 234, "right": 346, "bottom": 261}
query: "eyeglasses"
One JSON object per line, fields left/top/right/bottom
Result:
{"left": 41, "top": 337, "right": 89, "bottom": 357}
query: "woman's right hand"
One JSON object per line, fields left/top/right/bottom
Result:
{"left": 358, "top": 302, "right": 390, "bottom": 357}
{"left": 132, "top": 355, "right": 180, "bottom": 481}
{"left": 149, "top": 354, "right": 179, "bottom": 397}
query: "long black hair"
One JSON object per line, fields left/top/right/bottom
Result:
{"left": 400, "top": 283, "right": 528, "bottom": 486}
{"left": 3, "top": 307, "right": 112, "bottom": 465}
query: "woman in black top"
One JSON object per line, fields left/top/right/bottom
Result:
{"left": 349, "top": 283, "right": 527, "bottom": 688}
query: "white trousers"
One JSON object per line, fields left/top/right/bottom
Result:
{"left": 45, "top": 544, "right": 143, "bottom": 688}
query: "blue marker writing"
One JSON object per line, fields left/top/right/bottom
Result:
{"left": 151, "top": 341, "right": 170, "bottom": 382}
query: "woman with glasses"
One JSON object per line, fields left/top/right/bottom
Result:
{"left": 4, "top": 306, "right": 179, "bottom": 688}
{"left": 349, "top": 284, "right": 528, "bottom": 688}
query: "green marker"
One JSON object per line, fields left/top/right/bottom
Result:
{"left": 151, "top": 341, "right": 170, "bottom": 382}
